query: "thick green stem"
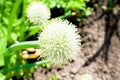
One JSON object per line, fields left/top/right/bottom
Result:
{"left": 2, "top": 60, "right": 48, "bottom": 73}
{"left": 3, "top": 41, "right": 39, "bottom": 56}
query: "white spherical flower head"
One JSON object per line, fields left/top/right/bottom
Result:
{"left": 38, "top": 19, "right": 81, "bottom": 65}
{"left": 26, "top": 2, "right": 51, "bottom": 24}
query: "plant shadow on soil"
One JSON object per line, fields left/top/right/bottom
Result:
{"left": 83, "top": 0, "right": 120, "bottom": 67}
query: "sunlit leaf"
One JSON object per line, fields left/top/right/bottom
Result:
{"left": 0, "top": 73, "right": 5, "bottom": 80}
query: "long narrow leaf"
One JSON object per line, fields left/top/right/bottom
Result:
{"left": 2, "top": 60, "right": 48, "bottom": 73}
{"left": 3, "top": 41, "right": 39, "bottom": 56}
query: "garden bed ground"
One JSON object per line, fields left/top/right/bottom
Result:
{"left": 25, "top": 1, "right": 120, "bottom": 80}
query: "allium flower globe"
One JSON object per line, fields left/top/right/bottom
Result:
{"left": 38, "top": 19, "right": 81, "bottom": 65}
{"left": 26, "top": 2, "right": 50, "bottom": 24}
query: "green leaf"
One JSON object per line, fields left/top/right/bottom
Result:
{"left": 0, "top": 56, "right": 4, "bottom": 66}
{"left": 0, "top": 73, "right": 5, "bottom": 80}
{"left": 85, "top": 0, "right": 90, "bottom": 2}
{"left": 0, "top": 26, "right": 7, "bottom": 53}
{"left": 11, "top": 32, "right": 18, "bottom": 43}
{"left": 13, "top": 19, "right": 22, "bottom": 27}
{"left": 0, "top": 26, "right": 7, "bottom": 66}
{"left": 0, "top": 37, "right": 7, "bottom": 53}
{"left": 85, "top": 8, "right": 91, "bottom": 16}
{"left": 0, "top": 0, "right": 5, "bottom": 20}
{"left": 3, "top": 41, "right": 39, "bottom": 56}
{"left": 2, "top": 60, "right": 48, "bottom": 73}
{"left": 25, "top": 26, "right": 42, "bottom": 39}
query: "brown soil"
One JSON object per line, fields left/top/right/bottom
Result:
{"left": 25, "top": 1, "right": 120, "bottom": 80}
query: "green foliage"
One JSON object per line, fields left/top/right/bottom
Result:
{"left": 0, "top": 0, "right": 88, "bottom": 79}
{"left": 42, "top": 0, "right": 91, "bottom": 21}
{"left": 0, "top": 0, "right": 46, "bottom": 79}
{"left": 0, "top": 0, "right": 42, "bottom": 44}
{"left": 107, "top": 0, "right": 114, "bottom": 9}
{"left": 0, "top": 73, "right": 5, "bottom": 80}
{"left": 0, "top": 26, "right": 7, "bottom": 66}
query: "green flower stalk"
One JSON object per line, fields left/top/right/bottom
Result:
{"left": 38, "top": 19, "right": 81, "bottom": 65}
{"left": 26, "top": 1, "right": 51, "bottom": 24}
